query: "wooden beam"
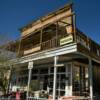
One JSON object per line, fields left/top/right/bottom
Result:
{"left": 21, "top": 11, "right": 73, "bottom": 37}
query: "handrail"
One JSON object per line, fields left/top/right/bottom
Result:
{"left": 27, "top": 97, "right": 47, "bottom": 100}
{"left": 19, "top": 33, "right": 74, "bottom": 56}
{"left": 41, "top": 36, "right": 57, "bottom": 50}
{"left": 76, "top": 30, "right": 100, "bottom": 58}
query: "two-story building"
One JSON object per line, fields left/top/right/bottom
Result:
{"left": 4, "top": 3, "right": 100, "bottom": 99}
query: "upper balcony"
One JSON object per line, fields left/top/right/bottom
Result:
{"left": 19, "top": 22, "right": 75, "bottom": 56}
{"left": 17, "top": 27, "right": 100, "bottom": 60}
{"left": 18, "top": 3, "right": 75, "bottom": 56}
{"left": 2, "top": 3, "right": 100, "bottom": 61}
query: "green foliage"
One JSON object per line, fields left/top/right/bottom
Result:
{"left": 0, "top": 70, "right": 9, "bottom": 94}
{"left": 0, "top": 39, "right": 14, "bottom": 95}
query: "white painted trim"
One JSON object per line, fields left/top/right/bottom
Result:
{"left": 27, "top": 61, "right": 33, "bottom": 98}
{"left": 88, "top": 58, "right": 93, "bottom": 99}
{"left": 53, "top": 56, "right": 58, "bottom": 100}
{"left": 11, "top": 43, "right": 77, "bottom": 64}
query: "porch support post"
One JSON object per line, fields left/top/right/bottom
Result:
{"left": 56, "top": 22, "right": 58, "bottom": 45}
{"left": 27, "top": 61, "right": 33, "bottom": 99}
{"left": 88, "top": 58, "right": 93, "bottom": 99}
{"left": 53, "top": 56, "right": 58, "bottom": 100}
{"left": 40, "top": 28, "right": 43, "bottom": 44}
{"left": 73, "top": 14, "right": 76, "bottom": 42}
{"left": 65, "top": 63, "right": 72, "bottom": 96}
{"left": 7, "top": 65, "right": 13, "bottom": 94}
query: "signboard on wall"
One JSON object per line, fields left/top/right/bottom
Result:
{"left": 60, "top": 35, "right": 73, "bottom": 46}
{"left": 28, "top": 61, "right": 33, "bottom": 69}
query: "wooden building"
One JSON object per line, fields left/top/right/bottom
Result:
{"left": 4, "top": 3, "right": 100, "bottom": 99}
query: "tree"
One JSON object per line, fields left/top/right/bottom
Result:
{"left": 0, "top": 32, "right": 11, "bottom": 45}
{"left": 0, "top": 68, "right": 10, "bottom": 94}
{"left": 0, "top": 50, "right": 11, "bottom": 95}
{"left": 0, "top": 47, "right": 16, "bottom": 95}
{"left": 0, "top": 33, "right": 17, "bottom": 95}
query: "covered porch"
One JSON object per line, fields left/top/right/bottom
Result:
{"left": 9, "top": 43, "right": 95, "bottom": 99}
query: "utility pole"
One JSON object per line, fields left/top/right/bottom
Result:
{"left": 27, "top": 61, "right": 33, "bottom": 99}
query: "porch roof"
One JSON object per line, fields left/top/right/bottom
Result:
{"left": 9, "top": 42, "right": 100, "bottom": 66}
{"left": 10, "top": 43, "right": 77, "bottom": 64}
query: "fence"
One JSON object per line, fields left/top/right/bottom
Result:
{"left": 0, "top": 97, "right": 47, "bottom": 100}
{"left": 27, "top": 97, "right": 47, "bottom": 100}
{"left": 0, "top": 97, "right": 12, "bottom": 100}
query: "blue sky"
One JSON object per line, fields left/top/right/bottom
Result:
{"left": 0, "top": 0, "right": 100, "bottom": 44}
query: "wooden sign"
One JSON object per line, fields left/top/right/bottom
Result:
{"left": 60, "top": 35, "right": 73, "bottom": 45}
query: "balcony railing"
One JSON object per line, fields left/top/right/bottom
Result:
{"left": 18, "top": 29, "right": 100, "bottom": 58}
{"left": 41, "top": 36, "right": 58, "bottom": 50}
{"left": 19, "top": 34, "right": 74, "bottom": 56}
{"left": 76, "top": 29, "right": 100, "bottom": 57}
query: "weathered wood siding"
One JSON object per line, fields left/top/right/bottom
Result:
{"left": 21, "top": 8, "right": 72, "bottom": 37}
